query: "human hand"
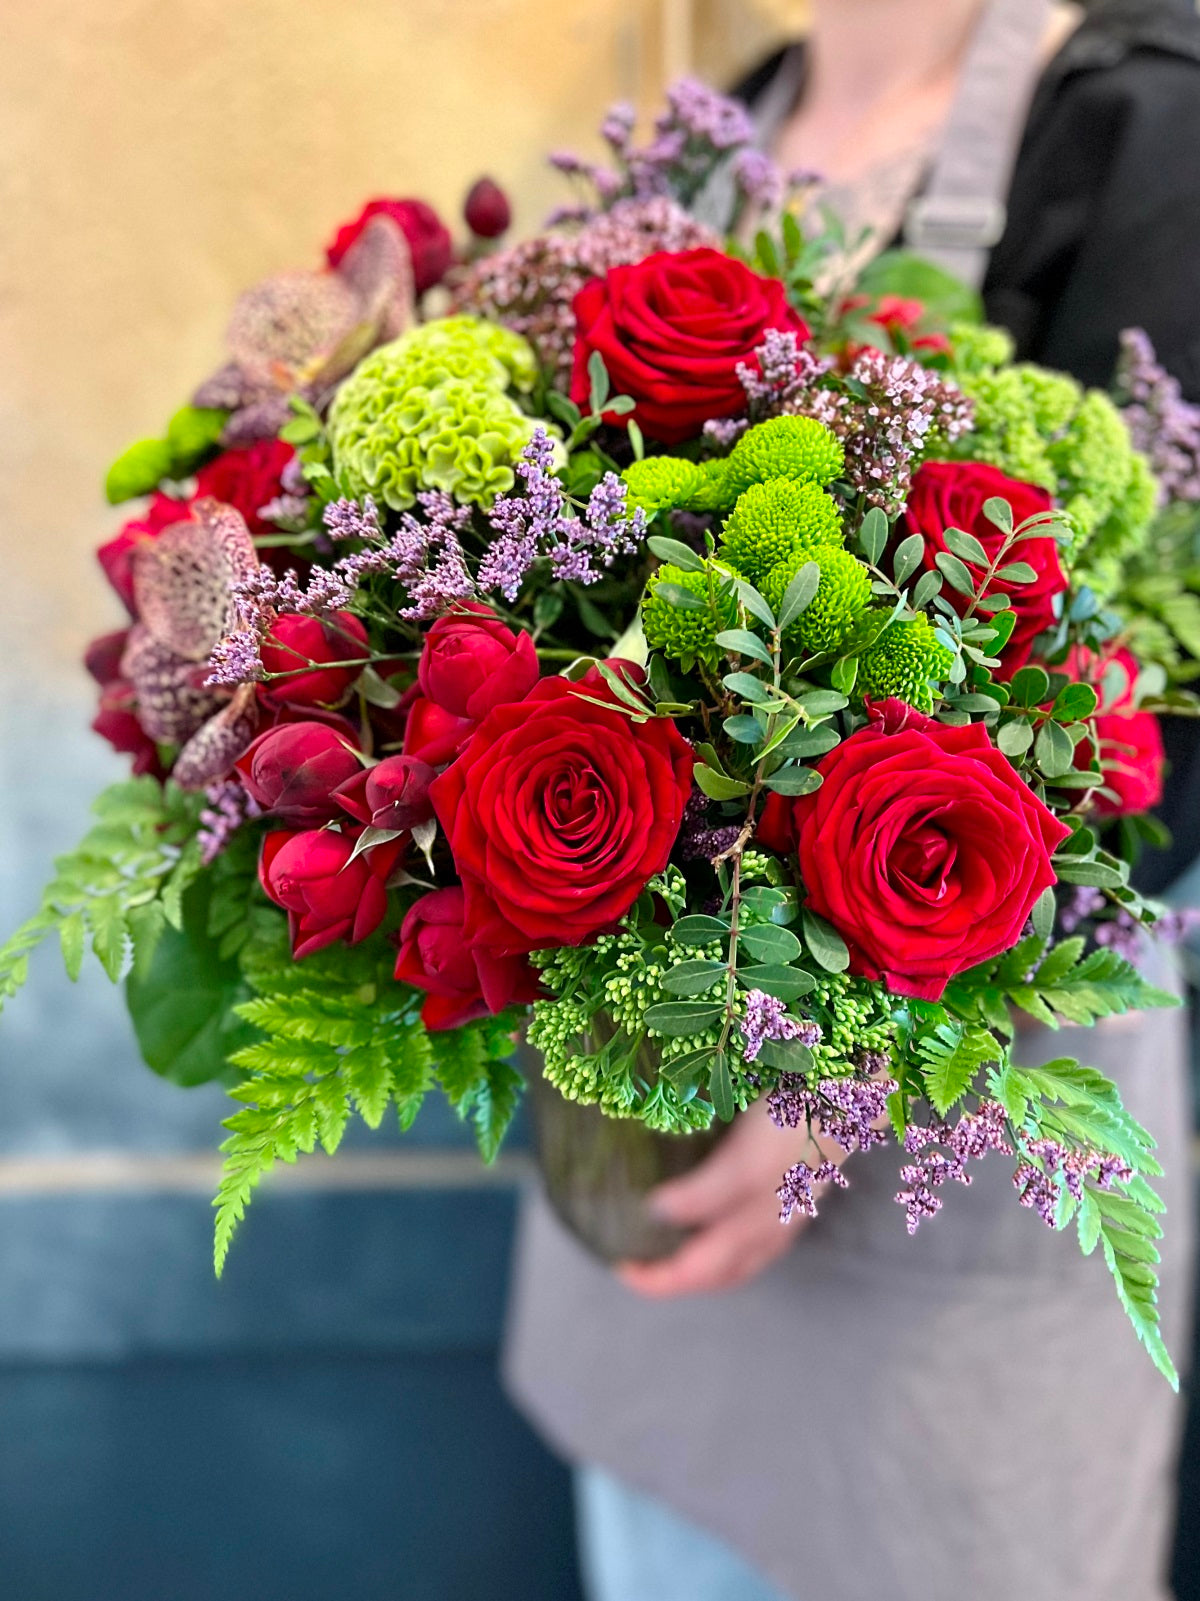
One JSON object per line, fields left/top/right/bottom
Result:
{"left": 616, "top": 1100, "right": 845, "bottom": 1299}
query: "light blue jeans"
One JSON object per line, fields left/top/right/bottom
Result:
{"left": 575, "top": 1467, "right": 792, "bottom": 1601}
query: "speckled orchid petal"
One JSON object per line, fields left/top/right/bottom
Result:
{"left": 172, "top": 684, "right": 260, "bottom": 789}
{"left": 130, "top": 499, "right": 258, "bottom": 661}
{"left": 120, "top": 625, "right": 221, "bottom": 745}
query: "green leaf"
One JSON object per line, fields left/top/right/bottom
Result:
{"left": 653, "top": 581, "right": 708, "bottom": 612}
{"left": 104, "top": 437, "right": 174, "bottom": 504}
{"left": 801, "top": 908, "right": 850, "bottom": 972}
{"left": 1010, "top": 665, "right": 1050, "bottom": 707}
{"left": 934, "top": 551, "right": 976, "bottom": 597}
{"left": 714, "top": 629, "right": 773, "bottom": 666}
{"left": 778, "top": 562, "right": 821, "bottom": 630}
{"left": 647, "top": 535, "right": 705, "bottom": 572}
{"left": 1053, "top": 858, "right": 1124, "bottom": 889}
{"left": 587, "top": 349, "right": 611, "bottom": 412}
{"left": 981, "top": 610, "right": 1017, "bottom": 658}
{"left": 997, "top": 719, "right": 1034, "bottom": 757}
{"left": 942, "top": 527, "right": 988, "bottom": 568}
{"left": 1031, "top": 886, "right": 1056, "bottom": 940}
{"left": 735, "top": 579, "right": 776, "bottom": 630}
{"left": 58, "top": 912, "right": 85, "bottom": 982}
{"left": 983, "top": 496, "right": 1013, "bottom": 534}
{"left": 761, "top": 767, "right": 823, "bottom": 796}
{"left": 723, "top": 714, "right": 766, "bottom": 745}
{"left": 772, "top": 726, "right": 840, "bottom": 760}
{"left": 830, "top": 655, "right": 858, "bottom": 696}
{"left": 912, "top": 570, "right": 943, "bottom": 609}
{"left": 661, "top": 959, "right": 728, "bottom": 996}
{"left": 694, "top": 763, "right": 751, "bottom": 801}
{"left": 995, "top": 561, "right": 1038, "bottom": 584}
{"left": 723, "top": 671, "right": 777, "bottom": 704}
{"left": 1052, "top": 682, "right": 1098, "bottom": 722}
{"left": 1035, "top": 719, "right": 1075, "bottom": 777}
{"left": 757, "top": 1038, "right": 815, "bottom": 1074}
{"left": 737, "top": 964, "right": 816, "bottom": 1001}
{"left": 918, "top": 1024, "right": 999, "bottom": 1116}
{"left": 739, "top": 924, "right": 803, "bottom": 963}
{"left": 644, "top": 1002, "right": 725, "bottom": 1037}
{"left": 858, "top": 507, "right": 889, "bottom": 566}
{"left": 165, "top": 405, "right": 227, "bottom": 473}
{"left": 708, "top": 1051, "right": 735, "bottom": 1122}
{"left": 795, "top": 690, "right": 848, "bottom": 716}
{"left": 892, "top": 533, "right": 926, "bottom": 588}
{"left": 671, "top": 914, "right": 731, "bottom": 946}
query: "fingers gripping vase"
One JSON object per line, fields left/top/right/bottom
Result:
{"left": 522, "top": 1030, "right": 723, "bottom": 1264}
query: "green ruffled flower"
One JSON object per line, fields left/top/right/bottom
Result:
{"left": 641, "top": 560, "right": 739, "bottom": 671}
{"left": 328, "top": 316, "right": 542, "bottom": 510}
{"left": 720, "top": 479, "right": 844, "bottom": 583}
{"left": 760, "top": 544, "right": 871, "bottom": 655}
{"left": 723, "top": 416, "right": 845, "bottom": 499}
{"left": 858, "top": 613, "right": 955, "bottom": 714}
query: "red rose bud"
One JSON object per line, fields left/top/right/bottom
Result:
{"left": 394, "top": 887, "right": 540, "bottom": 1030}
{"left": 259, "top": 827, "right": 403, "bottom": 960}
{"left": 85, "top": 630, "right": 130, "bottom": 688}
{"left": 194, "top": 439, "right": 295, "bottom": 536}
{"left": 235, "top": 721, "right": 363, "bottom": 826}
{"left": 417, "top": 603, "right": 539, "bottom": 721}
{"left": 902, "top": 461, "right": 1065, "bottom": 676}
{"left": 402, "top": 696, "right": 475, "bottom": 767}
{"left": 463, "top": 177, "right": 512, "bottom": 239}
{"left": 325, "top": 198, "right": 453, "bottom": 294}
{"left": 335, "top": 754, "right": 437, "bottom": 831}
{"left": 570, "top": 247, "right": 810, "bottom": 445}
{"left": 758, "top": 700, "right": 1071, "bottom": 1000}
{"left": 259, "top": 612, "right": 370, "bottom": 710}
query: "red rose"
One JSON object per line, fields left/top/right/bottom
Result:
{"left": 235, "top": 721, "right": 363, "bottom": 825}
{"left": 394, "top": 887, "right": 540, "bottom": 1030}
{"left": 570, "top": 248, "right": 810, "bottom": 445}
{"left": 91, "top": 680, "right": 164, "bottom": 778}
{"left": 325, "top": 198, "right": 453, "bottom": 294}
{"left": 402, "top": 695, "right": 475, "bottom": 767}
{"left": 431, "top": 677, "right": 694, "bottom": 955}
{"left": 902, "top": 462, "right": 1066, "bottom": 676}
{"left": 97, "top": 493, "right": 190, "bottom": 614}
{"left": 84, "top": 630, "right": 129, "bottom": 688}
{"left": 758, "top": 699, "right": 1070, "bottom": 1000}
{"left": 418, "top": 603, "right": 539, "bottom": 721}
{"left": 463, "top": 177, "right": 512, "bottom": 240}
{"left": 194, "top": 439, "right": 295, "bottom": 536}
{"left": 258, "top": 827, "right": 403, "bottom": 959}
{"left": 335, "top": 754, "right": 436, "bottom": 831}
{"left": 1063, "top": 645, "right": 1164, "bottom": 817}
{"left": 259, "top": 612, "right": 369, "bottom": 709}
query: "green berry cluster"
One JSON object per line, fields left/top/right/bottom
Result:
{"left": 804, "top": 974, "right": 898, "bottom": 1077}
{"left": 858, "top": 613, "right": 955, "bottom": 714}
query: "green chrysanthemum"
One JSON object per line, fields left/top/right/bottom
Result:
{"left": 760, "top": 544, "right": 871, "bottom": 655}
{"left": 720, "top": 478, "right": 844, "bottom": 582}
{"left": 623, "top": 455, "right": 704, "bottom": 513}
{"left": 641, "top": 560, "right": 739, "bottom": 670}
{"left": 328, "top": 316, "right": 542, "bottom": 510}
{"left": 723, "top": 416, "right": 845, "bottom": 499}
{"left": 858, "top": 614, "right": 955, "bottom": 714}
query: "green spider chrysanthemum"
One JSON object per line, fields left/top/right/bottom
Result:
{"left": 720, "top": 478, "right": 844, "bottom": 583}
{"left": 328, "top": 316, "right": 543, "bottom": 510}
{"left": 858, "top": 613, "right": 955, "bottom": 713}
{"left": 722, "top": 415, "right": 845, "bottom": 499}
{"left": 641, "top": 560, "right": 739, "bottom": 670}
{"left": 760, "top": 544, "right": 872, "bottom": 655}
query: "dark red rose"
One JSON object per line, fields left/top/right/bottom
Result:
{"left": 431, "top": 676, "right": 694, "bottom": 955}
{"left": 757, "top": 698, "right": 1071, "bottom": 1000}
{"left": 234, "top": 721, "right": 363, "bottom": 825}
{"left": 463, "top": 177, "right": 512, "bottom": 239}
{"left": 394, "top": 886, "right": 540, "bottom": 1030}
{"left": 402, "top": 695, "right": 475, "bottom": 767}
{"left": 97, "top": 493, "right": 190, "bottom": 614}
{"left": 325, "top": 198, "right": 453, "bottom": 294}
{"left": 570, "top": 248, "right": 810, "bottom": 445}
{"left": 194, "top": 439, "right": 295, "bottom": 536}
{"left": 84, "top": 630, "right": 129, "bottom": 688}
{"left": 258, "top": 612, "right": 370, "bottom": 709}
{"left": 418, "top": 603, "right": 539, "bottom": 721}
{"left": 258, "top": 827, "right": 403, "bottom": 959}
{"left": 335, "top": 754, "right": 436, "bottom": 831}
{"left": 902, "top": 461, "right": 1066, "bottom": 676}
{"left": 92, "top": 680, "right": 164, "bottom": 778}
{"left": 1062, "top": 645, "right": 1164, "bottom": 817}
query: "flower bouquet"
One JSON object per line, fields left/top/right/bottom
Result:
{"left": 2, "top": 82, "right": 1189, "bottom": 1385}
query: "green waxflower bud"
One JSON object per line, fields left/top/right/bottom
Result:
{"left": 760, "top": 544, "right": 871, "bottom": 655}
{"left": 720, "top": 478, "right": 844, "bottom": 583}
{"left": 723, "top": 415, "right": 845, "bottom": 499}
{"left": 858, "top": 613, "right": 955, "bottom": 714}
{"left": 641, "top": 559, "right": 739, "bottom": 671}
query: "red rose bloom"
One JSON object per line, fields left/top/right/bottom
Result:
{"left": 259, "top": 612, "right": 369, "bottom": 709}
{"left": 394, "top": 887, "right": 540, "bottom": 1030}
{"left": 417, "top": 603, "right": 539, "bottom": 721}
{"left": 335, "top": 754, "right": 436, "bottom": 831}
{"left": 97, "top": 493, "right": 190, "bottom": 614}
{"left": 259, "top": 828, "right": 403, "bottom": 959}
{"left": 431, "top": 677, "right": 694, "bottom": 955}
{"left": 1062, "top": 645, "right": 1164, "bottom": 817}
{"left": 325, "top": 198, "right": 453, "bottom": 294}
{"left": 235, "top": 721, "right": 363, "bottom": 825}
{"left": 902, "top": 461, "right": 1066, "bottom": 676}
{"left": 402, "top": 695, "right": 475, "bottom": 767}
{"left": 758, "top": 699, "right": 1070, "bottom": 1000}
{"left": 194, "top": 440, "right": 295, "bottom": 536}
{"left": 570, "top": 248, "right": 810, "bottom": 445}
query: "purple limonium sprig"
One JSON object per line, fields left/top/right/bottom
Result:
{"left": 1116, "top": 328, "right": 1200, "bottom": 504}
{"left": 731, "top": 147, "right": 783, "bottom": 212}
{"left": 777, "top": 1159, "right": 848, "bottom": 1224}
{"left": 735, "top": 329, "right": 832, "bottom": 423}
{"left": 740, "top": 990, "right": 822, "bottom": 1064}
{"left": 767, "top": 1062, "right": 896, "bottom": 1154}
{"left": 895, "top": 1099, "right": 1011, "bottom": 1233}
{"left": 197, "top": 778, "right": 262, "bottom": 865}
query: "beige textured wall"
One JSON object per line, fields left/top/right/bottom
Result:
{"left": 2, "top": 0, "right": 808, "bottom": 668}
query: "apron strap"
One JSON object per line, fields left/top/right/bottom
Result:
{"left": 905, "top": 0, "right": 1055, "bottom": 287}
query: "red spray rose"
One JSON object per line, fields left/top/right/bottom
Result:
{"left": 1062, "top": 645, "right": 1164, "bottom": 817}
{"left": 758, "top": 699, "right": 1070, "bottom": 1000}
{"left": 394, "top": 887, "right": 540, "bottom": 1030}
{"left": 335, "top": 754, "right": 436, "bottom": 831}
{"left": 902, "top": 461, "right": 1066, "bottom": 676}
{"left": 570, "top": 248, "right": 810, "bottom": 445}
{"left": 431, "top": 675, "right": 694, "bottom": 955}
{"left": 97, "top": 493, "right": 190, "bottom": 614}
{"left": 235, "top": 722, "right": 363, "bottom": 825}
{"left": 463, "top": 177, "right": 512, "bottom": 240}
{"left": 259, "top": 828, "right": 403, "bottom": 960}
{"left": 194, "top": 439, "right": 295, "bottom": 535}
{"left": 417, "top": 603, "right": 540, "bottom": 721}
{"left": 259, "top": 612, "right": 370, "bottom": 709}
{"left": 402, "top": 695, "right": 475, "bottom": 767}
{"left": 325, "top": 198, "right": 453, "bottom": 294}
